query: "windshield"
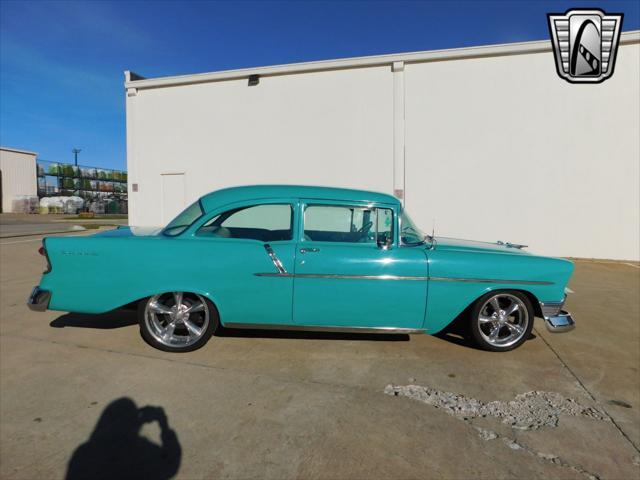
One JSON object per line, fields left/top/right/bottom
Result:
{"left": 162, "top": 200, "right": 204, "bottom": 237}
{"left": 400, "top": 210, "right": 427, "bottom": 245}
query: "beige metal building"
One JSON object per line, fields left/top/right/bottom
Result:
{"left": 124, "top": 31, "right": 640, "bottom": 261}
{"left": 0, "top": 147, "right": 38, "bottom": 213}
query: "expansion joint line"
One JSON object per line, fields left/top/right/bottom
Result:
{"left": 534, "top": 326, "right": 640, "bottom": 454}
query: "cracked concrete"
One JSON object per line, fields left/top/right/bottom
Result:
{"left": 385, "top": 384, "right": 612, "bottom": 479}
{"left": 1, "top": 229, "right": 639, "bottom": 479}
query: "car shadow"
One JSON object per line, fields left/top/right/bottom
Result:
{"left": 66, "top": 397, "right": 181, "bottom": 480}
{"left": 50, "top": 310, "right": 137, "bottom": 329}
{"left": 49, "top": 311, "right": 537, "bottom": 348}
{"left": 215, "top": 326, "right": 410, "bottom": 342}
{"left": 49, "top": 312, "right": 409, "bottom": 341}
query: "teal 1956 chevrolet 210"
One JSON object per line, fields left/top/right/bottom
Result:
{"left": 28, "top": 185, "right": 575, "bottom": 352}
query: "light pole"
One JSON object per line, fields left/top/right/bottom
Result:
{"left": 72, "top": 148, "right": 81, "bottom": 166}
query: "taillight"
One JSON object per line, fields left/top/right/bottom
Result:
{"left": 40, "top": 242, "right": 51, "bottom": 273}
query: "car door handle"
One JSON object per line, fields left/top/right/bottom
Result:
{"left": 300, "top": 247, "right": 320, "bottom": 254}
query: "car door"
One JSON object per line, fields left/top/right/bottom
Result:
{"left": 192, "top": 200, "right": 297, "bottom": 326}
{"left": 292, "top": 200, "right": 428, "bottom": 329}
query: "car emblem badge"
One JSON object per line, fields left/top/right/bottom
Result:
{"left": 547, "top": 8, "right": 623, "bottom": 83}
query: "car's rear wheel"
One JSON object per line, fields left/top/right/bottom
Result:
{"left": 138, "top": 292, "right": 218, "bottom": 352}
{"left": 469, "top": 290, "right": 534, "bottom": 351}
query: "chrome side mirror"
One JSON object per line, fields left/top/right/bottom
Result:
{"left": 377, "top": 236, "right": 393, "bottom": 250}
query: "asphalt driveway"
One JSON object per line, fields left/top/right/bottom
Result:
{"left": 0, "top": 230, "right": 638, "bottom": 479}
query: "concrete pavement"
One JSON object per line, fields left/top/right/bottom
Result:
{"left": 0, "top": 214, "right": 127, "bottom": 238}
{"left": 0, "top": 231, "right": 638, "bottom": 479}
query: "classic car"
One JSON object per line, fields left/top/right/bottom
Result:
{"left": 28, "top": 185, "right": 575, "bottom": 352}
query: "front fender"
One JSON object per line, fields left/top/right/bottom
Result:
{"left": 424, "top": 249, "right": 573, "bottom": 333}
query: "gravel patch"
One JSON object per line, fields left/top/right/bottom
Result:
{"left": 384, "top": 384, "right": 606, "bottom": 430}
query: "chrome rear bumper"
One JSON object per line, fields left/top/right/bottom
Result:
{"left": 27, "top": 286, "right": 50, "bottom": 312}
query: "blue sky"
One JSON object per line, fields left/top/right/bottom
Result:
{"left": 1, "top": 0, "right": 638, "bottom": 170}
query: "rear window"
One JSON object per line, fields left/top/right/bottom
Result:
{"left": 162, "top": 200, "right": 204, "bottom": 237}
{"left": 197, "top": 204, "right": 293, "bottom": 242}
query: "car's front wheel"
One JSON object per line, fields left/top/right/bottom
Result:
{"left": 138, "top": 292, "right": 218, "bottom": 352}
{"left": 469, "top": 290, "right": 534, "bottom": 351}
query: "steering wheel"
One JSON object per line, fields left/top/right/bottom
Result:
{"left": 357, "top": 221, "right": 373, "bottom": 234}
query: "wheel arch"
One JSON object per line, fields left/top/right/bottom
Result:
{"left": 123, "top": 288, "right": 223, "bottom": 321}
{"left": 427, "top": 286, "right": 542, "bottom": 334}
{"left": 514, "top": 289, "right": 543, "bottom": 318}
{"left": 465, "top": 287, "right": 541, "bottom": 317}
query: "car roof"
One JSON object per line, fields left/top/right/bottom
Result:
{"left": 200, "top": 185, "right": 400, "bottom": 212}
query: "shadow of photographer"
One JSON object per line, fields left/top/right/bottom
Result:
{"left": 66, "top": 397, "right": 181, "bottom": 480}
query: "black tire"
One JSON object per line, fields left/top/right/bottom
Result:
{"left": 468, "top": 290, "right": 534, "bottom": 352}
{"left": 137, "top": 292, "right": 219, "bottom": 353}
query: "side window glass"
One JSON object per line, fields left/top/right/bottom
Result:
{"left": 304, "top": 206, "right": 353, "bottom": 234}
{"left": 197, "top": 204, "right": 292, "bottom": 241}
{"left": 304, "top": 205, "right": 393, "bottom": 244}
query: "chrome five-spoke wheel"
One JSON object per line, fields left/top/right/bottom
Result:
{"left": 139, "top": 292, "right": 216, "bottom": 352}
{"left": 470, "top": 291, "right": 534, "bottom": 351}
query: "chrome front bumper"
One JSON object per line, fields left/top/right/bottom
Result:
{"left": 27, "top": 286, "right": 51, "bottom": 312}
{"left": 544, "top": 310, "right": 575, "bottom": 333}
{"left": 540, "top": 295, "right": 575, "bottom": 333}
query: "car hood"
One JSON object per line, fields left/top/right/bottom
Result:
{"left": 92, "top": 226, "right": 164, "bottom": 237}
{"left": 433, "top": 237, "right": 531, "bottom": 255}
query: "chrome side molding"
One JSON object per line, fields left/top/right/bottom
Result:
{"left": 255, "top": 272, "right": 294, "bottom": 278}
{"left": 430, "top": 276, "right": 553, "bottom": 286}
{"left": 254, "top": 272, "right": 553, "bottom": 285}
{"left": 255, "top": 272, "right": 428, "bottom": 280}
{"left": 263, "top": 244, "right": 287, "bottom": 274}
{"left": 224, "top": 322, "right": 426, "bottom": 334}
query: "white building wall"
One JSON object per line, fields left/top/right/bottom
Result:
{"left": 127, "top": 67, "right": 393, "bottom": 225}
{"left": 0, "top": 147, "right": 38, "bottom": 213}
{"left": 126, "top": 34, "right": 640, "bottom": 260}
{"left": 404, "top": 41, "right": 640, "bottom": 261}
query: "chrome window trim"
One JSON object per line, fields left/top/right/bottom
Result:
{"left": 398, "top": 207, "right": 430, "bottom": 248}
{"left": 301, "top": 203, "right": 394, "bottom": 246}
{"left": 195, "top": 202, "right": 295, "bottom": 240}
{"left": 162, "top": 199, "right": 205, "bottom": 237}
